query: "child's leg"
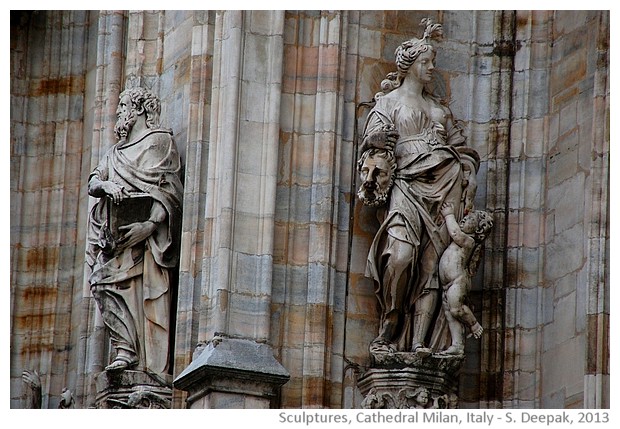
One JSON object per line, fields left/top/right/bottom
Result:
{"left": 440, "top": 287, "right": 465, "bottom": 355}
{"left": 446, "top": 280, "right": 483, "bottom": 339}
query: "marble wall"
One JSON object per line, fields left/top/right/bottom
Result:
{"left": 9, "top": 10, "right": 609, "bottom": 409}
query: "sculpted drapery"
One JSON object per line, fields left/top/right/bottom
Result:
{"left": 358, "top": 19, "right": 481, "bottom": 355}
{"left": 86, "top": 87, "right": 183, "bottom": 374}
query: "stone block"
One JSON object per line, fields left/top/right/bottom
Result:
{"left": 285, "top": 265, "right": 309, "bottom": 308}
{"left": 551, "top": 51, "right": 586, "bottom": 98}
{"left": 513, "top": 369, "right": 538, "bottom": 401}
{"left": 522, "top": 158, "right": 545, "bottom": 209}
{"left": 300, "top": 14, "right": 319, "bottom": 47}
{"left": 309, "top": 183, "right": 335, "bottom": 222}
{"left": 546, "top": 172, "right": 585, "bottom": 233}
{"left": 524, "top": 118, "right": 545, "bottom": 157}
{"left": 447, "top": 73, "right": 472, "bottom": 122}
{"left": 249, "top": 10, "right": 284, "bottom": 36}
{"left": 283, "top": 13, "right": 298, "bottom": 46}
{"left": 314, "top": 92, "right": 339, "bottom": 131}
{"left": 436, "top": 45, "right": 470, "bottom": 75}
{"left": 232, "top": 252, "right": 273, "bottom": 296}
{"left": 544, "top": 292, "right": 576, "bottom": 353}
{"left": 574, "top": 268, "right": 587, "bottom": 334}
{"left": 554, "top": 10, "right": 589, "bottom": 38}
{"left": 559, "top": 100, "right": 578, "bottom": 138}
{"left": 529, "top": 41, "right": 551, "bottom": 71}
{"left": 294, "top": 94, "right": 319, "bottom": 133}
{"left": 290, "top": 223, "right": 310, "bottom": 265}
{"left": 527, "top": 69, "right": 550, "bottom": 118}
{"left": 227, "top": 293, "right": 271, "bottom": 340}
{"left": 545, "top": 223, "right": 585, "bottom": 280}
{"left": 281, "top": 305, "right": 310, "bottom": 345}
{"left": 443, "top": 11, "right": 474, "bottom": 42}
{"left": 541, "top": 334, "right": 586, "bottom": 404}
{"left": 174, "top": 338, "right": 289, "bottom": 409}
{"left": 357, "top": 27, "right": 381, "bottom": 59}
{"left": 359, "top": 11, "right": 384, "bottom": 29}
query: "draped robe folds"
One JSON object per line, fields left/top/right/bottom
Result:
{"left": 361, "top": 95, "right": 471, "bottom": 351}
{"left": 86, "top": 128, "right": 183, "bottom": 373}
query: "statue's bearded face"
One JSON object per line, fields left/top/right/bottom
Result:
{"left": 358, "top": 152, "right": 394, "bottom": 207}
{"left": 114, "top": 94, "right": 138, "bottom": 141}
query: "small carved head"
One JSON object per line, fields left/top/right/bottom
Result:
{"left": 114, "top": 87, "right": 161, "bottom": 141}
{"left": 460, "top": 210, "right": 493, "bottom": 241}
{"left": 415, "top": 387, "right": 429, "bottom": 406}
{"left": 357, "top": 148, "right": 396, "bottom": 207}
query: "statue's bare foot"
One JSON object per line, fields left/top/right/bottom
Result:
{"left": 105, "top": 354, "right": 138, "bottom": 372}
{"left": 438, "top": 345, "right": 464, "bottom": 356}
{"left": 470, "top": 323, "right": 483, "bottom": 339}
{"left": 411, "top": 342, "right": 432, "bottom": 357}
{"left": 370, "top": 337, "right": 396, "bottom": 353}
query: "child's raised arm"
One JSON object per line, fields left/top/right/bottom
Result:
{"left": 441, "top": 202, "right": 474, "bottom": 248}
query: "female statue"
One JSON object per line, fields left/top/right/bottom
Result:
{"left": 359, "top": 19, "right": 479, "bottom": 354}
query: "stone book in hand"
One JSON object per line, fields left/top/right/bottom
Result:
{"left": 106, "top": 193, "right": 153, "bottom": 240}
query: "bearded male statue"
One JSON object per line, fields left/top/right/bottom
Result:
{"left": 86, "top": 86, "right": 183, "bottom": 374}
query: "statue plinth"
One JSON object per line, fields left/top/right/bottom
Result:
{"left": 94, "top": 370, "right": 172, "bottom": 408}
{"left": 357, "top": 352, "right": 463, "bottom": 409}
{"left": 173, "top": 337, "right": 290, "bottom": 409}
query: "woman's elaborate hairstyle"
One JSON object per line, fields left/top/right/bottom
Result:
{"left": 378, "top": 18, "right": 443, "bottom": 96}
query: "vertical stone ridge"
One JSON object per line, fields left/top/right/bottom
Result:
{"left": 9, "top": 10, "right": 93, "bottom": 408}
{"left": 172, "top": 11, "right": 215, "bottom": 408}
{"left": 584, "top": 9, "right": 609, "bottom": 409}
{"left": 75, "top": 10, "right": 127, "bottom": 407}
{"left": 501, "top": 10, "right": 548, "bottom": 409}
{"left": 201, "top": 10, "right": 284, "bottom": 342}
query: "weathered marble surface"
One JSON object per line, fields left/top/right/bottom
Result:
{"left": 10, "top": 10, "right": 609, "bottom": 409}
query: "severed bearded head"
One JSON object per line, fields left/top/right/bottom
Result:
{"left": 357, "top": 148, "right": 396, "bottom": 207}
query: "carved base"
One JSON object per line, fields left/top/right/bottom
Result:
{"left": 94, "top": 370, "right": 172, "bottom": 409}
{"left": 358, "top": 351, "right": 464, "bottom": 409}
{"left": 173, "top": 337, "right": 290, "bottom": 409}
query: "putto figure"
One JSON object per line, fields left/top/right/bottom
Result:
{"left": 86, "top": 86, "right": 183, "bottom": 373}
{"left": 358, "top": 18, "right": 482, "bottom": 354}
{"left": 438, "top": 202, "right": 493, "bottom": 356}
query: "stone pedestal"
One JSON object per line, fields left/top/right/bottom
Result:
{"left": 357, "top": 352, "right": 464, "bottom": 409}
{"left": 94, "top": 370, "right": 172, "bottom": 408}
{"left": 173, "top": 337, "right": 290, "bottom": 409}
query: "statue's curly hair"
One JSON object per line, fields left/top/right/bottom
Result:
{"left": 121, "top": 86, "right": 161, "bottom": 129}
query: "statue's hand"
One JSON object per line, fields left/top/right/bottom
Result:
{"left": 363, "top": 129, "right": 399, "bottom": 151}
{"left": 117, "top": 221, "right": 157, "bottom": 249}
{"left": 22, "top": 370, "right": 41, "bottom": 389}
{"left": 102, "top": 181, "right": 130, "bottom": 204}
{"left": 441, "top": 201, "right": 455, "bottom": 217}
{"left": 381, "top": 124, "right": 399, "bottom": 150}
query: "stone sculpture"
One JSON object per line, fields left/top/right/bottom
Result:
{"left": 356, "top": 18, "right": 493, "bottom": 408}
{"left": 358, "top": 18, "right": 476, "bottom": 355}
{"left": 21, "top": 369, "right": 41, "bottom": 409}
{"left": 438, "top": 202, "right": 493, "bottom": 356}
{"left": 58, "top": 388, "right": 75, "bottom": 409}
{"left": 86, "top": 86, "right": 183, "bottom": 374}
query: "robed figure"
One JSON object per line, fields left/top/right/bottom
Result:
{"left": 358, "top": 19, "right": 481, "bottom": 354}
{"left": 86, "top": 87, "right": 183, "bottom": 373}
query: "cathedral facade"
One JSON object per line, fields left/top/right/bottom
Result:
{"left": 10, "top": 10, "right": 609, "bottom": 409}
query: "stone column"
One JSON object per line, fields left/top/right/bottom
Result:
{"left": 173, "top": 10, "right": 289, "bottom": 408}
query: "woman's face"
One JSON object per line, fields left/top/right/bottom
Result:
{"left": 409, "top": 49, "right": 435, "bottom": 83}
